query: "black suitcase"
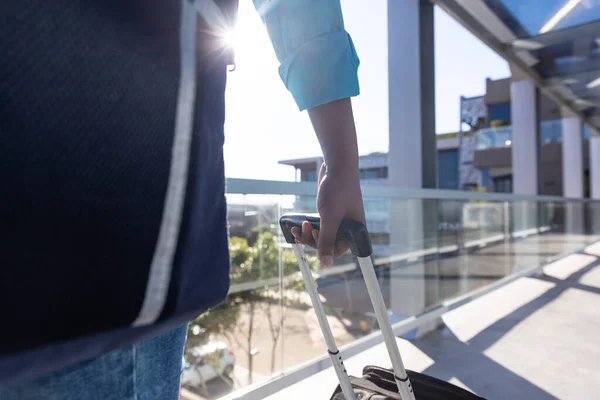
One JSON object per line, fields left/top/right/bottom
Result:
{"left": 280, "top": 214, "right": 485, "bottom": 400}
{"left": 330, "top": 366, "right": 485, "bottom": 399}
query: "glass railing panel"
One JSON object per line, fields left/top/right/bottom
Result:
{"left": 280, "top": 253, "right": 364, "bottom": 370}
{"left": 386, "top": 198, "right": 441, "bottom": 320}
{"left": 476, "top": 126, "right": 512, "bottom": 149}
{"left": 438, "top": 199, "right": 510, "bottom": 300}
{"left": 183, "top": 282, "right": 284, "bottom": 398}
{"left": 182, "top": 195, "right": 290, "bottom": 397}
{"left": 544, "top": 201, "right": 600, "bottom": 255}
{"left": 437, "top": 199, "right": 465, "bottom": 300}
{"left": 181, "top": 183, "right": 600, "bottom": 400}
{"left": 533, "top": 200, "right": 563, "bottom": 264}
{"left": 508, "top": 200, "right": 544, "bottom": 272}
{"left": 280, "top": 195, "right": 393, "bottom": 369}
{"left": 587, "top": 201, "right": 600, "bottom": 236}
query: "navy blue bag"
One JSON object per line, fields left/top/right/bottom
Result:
{"left": 0, "top": 0, "right": 237, "bottom": 383}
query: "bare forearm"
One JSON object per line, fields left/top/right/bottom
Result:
{"left": 307, "top": 98, "right": 359, "bottom": 176}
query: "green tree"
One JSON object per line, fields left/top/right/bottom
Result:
{"left": 186, "top": 237, "right": 252, "bottom": 347}
{"left": 246, "top": 223, "right": 275, "bottom": 247}
{"left": 186, "top": 300, "right": 241, "bottom": 347}
{"left": 187, "top": 231, "right": 319, "bottom": 385}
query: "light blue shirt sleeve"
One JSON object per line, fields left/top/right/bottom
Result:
{"left": 253, "top": 0, "right": 360, "bottom": 111}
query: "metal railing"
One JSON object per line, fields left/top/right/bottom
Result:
{"left": 182, "top": 178, "right": 600, "bottom": 400}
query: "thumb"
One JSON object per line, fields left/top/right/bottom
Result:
{"left": 318, "top": 215, "right": 340, "bottom": 267}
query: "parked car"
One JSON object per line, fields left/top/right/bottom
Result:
{"left": 181, "top": 340, "right": 236, "bottom": 385}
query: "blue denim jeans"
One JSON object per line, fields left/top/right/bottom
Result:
{"left": 0, "top": 324, "right": 188, "bottom": 400}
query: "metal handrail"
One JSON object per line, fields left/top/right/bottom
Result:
{"left": 226, "top": 178, "right": 596, "bottom": 203}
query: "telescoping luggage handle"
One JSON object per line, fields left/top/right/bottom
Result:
{"left": 280, "top": 214, "right": 416, "bottom": 400}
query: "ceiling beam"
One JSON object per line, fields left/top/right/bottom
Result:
{"left": 529, "top": 42, "right": 598, "bottom": 61}
{"left": 508, "top": 20, "right": 600, "bottom": 50}
{"left": 543, "top": 55, "right": 600, "bottom": 87}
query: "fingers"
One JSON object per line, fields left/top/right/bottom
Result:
{"left": 291, "top": 222, "right": 318, "bottom": 248}
{"left": 317, "top": 215, "right": 340, "bottom": 266}
{"left": 291, "top": 226, "right": 300, "bottom": 241}
{"left": 291, "top": 218, "right": 351, "bottom": 265}
{"left": 300, "top": 221, "right": 314, "bottom": 244}
{"left": 334, "top": 240, "right": 350, "bottom": 258}
{"left": 311, "top": 228, "right": 319, "bottom": 244}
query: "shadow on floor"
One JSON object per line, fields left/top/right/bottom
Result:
{"left": 409, "top": 252, "right": 600, "bottom": 400}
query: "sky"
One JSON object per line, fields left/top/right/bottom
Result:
{"left": 222, "top": 1, "right": 511, "bottom": 181}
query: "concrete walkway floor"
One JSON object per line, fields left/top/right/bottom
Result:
{"left": 266, "top": 241, "right": 600, "bottom": 400}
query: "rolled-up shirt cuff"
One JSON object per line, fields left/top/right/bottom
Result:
{"left": 278, "top": 31, "right": 360, "bottom": 111}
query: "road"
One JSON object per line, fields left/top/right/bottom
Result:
{"left": 182, "top": 365, "right": 267, "bottom": 400}
{"left": 182, "top": 301, "right": 360, "bottom": 398}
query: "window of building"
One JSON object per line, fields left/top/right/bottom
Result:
{"left": 540, "top": 119, "right": 562, "bottom": 143}
{"left": 305, "top": 170, "right": 317, "bottom": 182}
{"left": 369, "top": 232, "right": 389, "bottom": 246}
{"left": 359, "top": 167, "right": 388, "bottom": 180}
{"left": 489, "top": 103, "right": 511, "bottom": 124}
{"left": 437, "top": 150, "right": 459, "bottom": 190}
{"left": 493, "top": 175, "right": 512, "bottom": 193}
{"left": 480, "top": 168, "right": 490, "bottom": 188}
{"left": 363, "top": 198, "right": 389, "bottom": 213}
{"left": 366, "top": 220, "right": 388, "bottom": 233}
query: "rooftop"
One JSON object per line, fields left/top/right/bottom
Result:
{"left": 278, "top": 132, "right": 468, "bottom": 168}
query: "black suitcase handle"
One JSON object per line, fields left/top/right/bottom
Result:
{"left": 281, "top": 214, "right": 416, "bottom": 400}
{"left": 279, "top": 213, "right": 373, "bottom": 258}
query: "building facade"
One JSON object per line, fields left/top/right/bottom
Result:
{"left": 282, "top": 77, "right": 595, "bottom": 198}
{"left": 472, "top": 78, "right": 593, "bottom": 196}
{"left": 279, "top": 76, "right": 596, "bottom": 257}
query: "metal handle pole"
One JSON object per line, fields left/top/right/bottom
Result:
{"left": 292, "top": 244, "right": 356, "bottom": 400}
{"left": 357, "top": 256, "right": 416, "bottom": 400}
